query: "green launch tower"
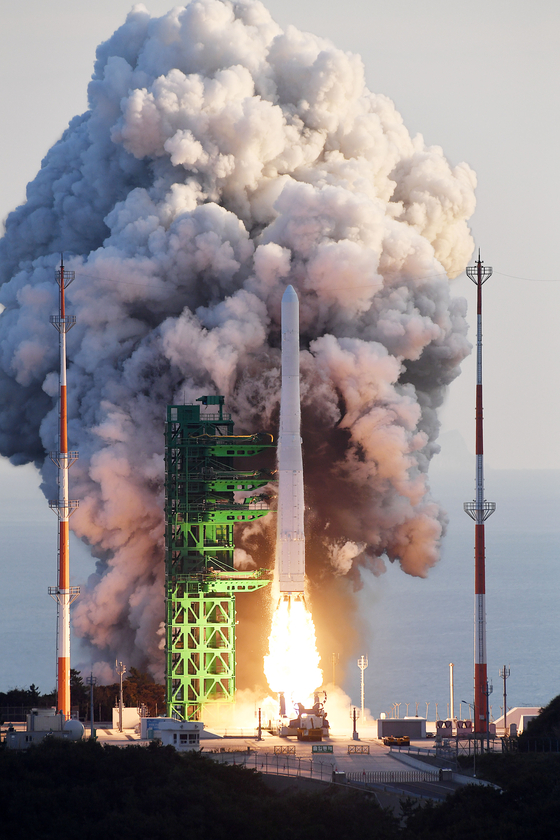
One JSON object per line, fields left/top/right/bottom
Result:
{"left": 164, "top": 396, "right": 274, "bottom": 721}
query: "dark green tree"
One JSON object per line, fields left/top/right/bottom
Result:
{"left": 28, "top": 684, "right": 40, "bottom": 704}
{"left": 0, "top": 739, "right": 401, "bottom": 840}
{"left": 517, "top": 694, "right": 560, "bottom": 752}
{"left": 70, "top": 670, "right": 88, "bottom": 719}
{"left": 123, "top": 668, "right": 164, "bottom": 715}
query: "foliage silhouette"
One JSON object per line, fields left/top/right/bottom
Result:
{"left": 403, "top": 752, "right": 560, "bottom": 840}
{"left": 0, "top": 738, "right": 399, "bottom": 840}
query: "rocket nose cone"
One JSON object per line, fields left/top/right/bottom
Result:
{"left": 282, "top": 284, "right": 298, "bottom": 302}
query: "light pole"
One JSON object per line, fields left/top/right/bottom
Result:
{"left": 357, "top": 655, "right": 368, "bottom": 725}
{"left": 115, "top": 660, "right": 127, "bottom": 733}
{"left": 350, "top": 706, "right": 359, "bottom": 740}
{"left": 500, "top": 666, "right": 510, "bottom": 736}
{"left": 86, "top": 672, "right": 97, "bottom": 739}
{"left": 484, "top": 680, "right": 493, "bottom": 752}
{"left": 462, "top": 700, "right": 477, "bottom": 777}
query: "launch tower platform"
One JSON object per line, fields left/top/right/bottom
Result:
{"left": 165, "top": 396, "right": 274, "bottom": 721}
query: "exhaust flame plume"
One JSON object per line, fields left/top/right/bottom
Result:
{"left": 264, "top": 596, "right": 322, "bottom": 706}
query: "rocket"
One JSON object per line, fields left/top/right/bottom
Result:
{"left": 277, "top": 285, "right": 305, "bottom": 595}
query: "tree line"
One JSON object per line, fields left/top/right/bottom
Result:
{"left": 0, "top": 668, "right": 164, "bottom": 722}
{"left": 0, "top": 738, "right": 400, "bottom": 840}
{"left": 1, "top": 736, "right": 560, "bottom": 840}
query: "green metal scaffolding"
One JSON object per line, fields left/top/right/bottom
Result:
{"left": 165, "top": 396, "right": 274, "bottom": 721}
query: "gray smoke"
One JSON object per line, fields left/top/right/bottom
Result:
{"left": 0, "top": 0, "right": 475, "bottom": 680}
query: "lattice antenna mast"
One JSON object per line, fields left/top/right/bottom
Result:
{"left": 464, "top": 251, "right": 495, "bottom": 735}
{"left": 48, "top": 255, "right": 79, "bottom": 720}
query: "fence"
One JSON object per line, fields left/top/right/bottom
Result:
{"left": 0, "top": 707, "right": 30, "bottom": 722}
{"left": 346, "top": 770, "right": 439, "bottom": 784}
{"left": 209, "top": 750, "right": 439, "bottom": 785}
{"left": 390, "top": 741, "right": 484, "bottom": 763}
{"left": 211, "top": 749, "right": 335, "bottom": 781}
{"left": 518, "top": 738, "right": 560, "bottom": 753}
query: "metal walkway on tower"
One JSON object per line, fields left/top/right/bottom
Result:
{"left": 165, "top": 396, "right": 274, "bottom": 721}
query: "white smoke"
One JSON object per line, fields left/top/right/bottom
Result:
{"left": 0, "top": 0, "right": 475, "bottom": 679}
{"left": 328, "top": 541, "right": 367, "bottom": 576}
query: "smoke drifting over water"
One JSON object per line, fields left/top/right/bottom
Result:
{"left": 0, "top": 0, "right": 475, "bottom": 680}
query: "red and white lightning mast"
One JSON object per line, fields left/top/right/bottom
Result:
{"left": 48, "top": 256, "right": 79, "bottom": 720}
{"left": 464, "top": 252, "right": 495, "bottom": 736}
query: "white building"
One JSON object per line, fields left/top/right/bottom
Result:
{"left": 111, "top": 706, "right": 142, "bottom": 731}
{"left": 140, "top": 717, "right": 203, "bottom": 750}
{"left": 5, "top": 709, "right": 84, "bottom": 750}
{"left": 493, "top": 707, "right": 541, "bottom": 735}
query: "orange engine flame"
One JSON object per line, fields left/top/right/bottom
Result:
{"left": 264, "top": 595, "right": 322, "bottom": 707}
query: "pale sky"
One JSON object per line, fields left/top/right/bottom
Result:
{"left": 0, "top": 0, "right": 558, "bottom": 697}
{"left": 1, "top": 0, "right": 558, "bottom": 472}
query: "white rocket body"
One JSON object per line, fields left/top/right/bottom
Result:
{"left": 277, "top": 285, "right": 305, "bottom": 594}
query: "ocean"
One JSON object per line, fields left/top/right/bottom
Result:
{"left": 350, "top": 466, "right": 560, "bottom": 720}
{"left": 1, "top": 457, "right": 559, "bottom": 724}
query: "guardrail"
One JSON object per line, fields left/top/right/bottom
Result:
{"left": 207, "top": 747, "right": 256, "bottom": 754}
{"left": 212, "top": 728, "right": 259, "bottom": 737}
{"left": 390, "top": 744, "right": 457, "bottom": 761}
{"left": 112, "top": 740, "right": 152, "bottom": 749}
{"left": 346, "top": 770, "right": 439, "bottom": 784}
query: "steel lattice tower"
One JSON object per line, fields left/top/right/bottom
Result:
{"left": 464, "top": 252, "right": 495, "bottom": 735}
{"left": 48, "top": 256, "right": 80, "bottom": 719}
{"left": 165, "top": 396, "right": 274, "bottom": 720}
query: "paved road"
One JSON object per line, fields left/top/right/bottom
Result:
{"left": 95, "top": 728, "right": 435, "bottom": 770}
{"left": 93, "top": 727, "right": 463, "bottom": 800}
{"left": 201, "top": 733, "right": 458, "bottom": 795}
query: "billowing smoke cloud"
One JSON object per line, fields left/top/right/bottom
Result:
{"left": 0, "top": 0, "right": 475, "bottom": 680}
